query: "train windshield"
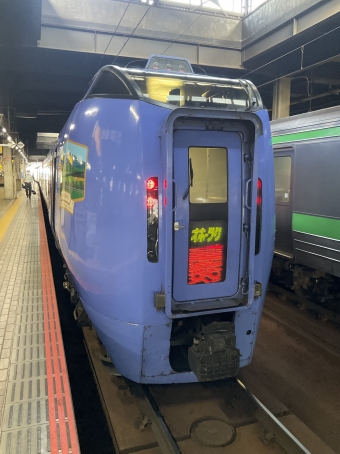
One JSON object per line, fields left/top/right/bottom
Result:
{"left": 126, "top": 72, "right": 252, "bottom": 110}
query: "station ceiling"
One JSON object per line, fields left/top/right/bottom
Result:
{"left": 1, "top": 0, "right": 340, "bottom": 158}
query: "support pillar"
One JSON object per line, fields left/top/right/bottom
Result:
{"left": 21, "top": 155, "right": 26, "bottom": 183}
{"left": 3, "top": 146, "right": 15, "bottom": 200}
{"left": 272, "top": 78, "right": 291, "bottom": 120}
{"left": 14, "top": 150, "right": 21, "bottom": 192}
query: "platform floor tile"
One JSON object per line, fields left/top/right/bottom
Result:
{"left": 0, "top": 195, "right": 79, "bottom": 453}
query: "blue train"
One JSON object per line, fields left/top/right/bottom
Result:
{"left": 39, "top": 55, "right": 275, "bottom": 384}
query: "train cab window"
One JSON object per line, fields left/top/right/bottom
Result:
{"left": 274, "top": 156, "right": 291, "bottom": 203}
{"left": 127, "top": 72, "right": 252, "bottom": 110}
{"left": 189, "top": 147, "right": 227, "bottom": 204}
{"left": 86, "top": 70, "right": 132, "bottom": 98}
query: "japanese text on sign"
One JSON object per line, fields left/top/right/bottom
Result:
{"left": 188, "top": 244, "right": 225, "bottom": 285}
{"left": 191, "top": 227, "right": 222, "bottom": 243}
{"left": 187, "top": 220, "right": 227, "bottom": 284}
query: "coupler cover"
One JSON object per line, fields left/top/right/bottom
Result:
{"left": 188, "top": 321, "right": 240, "bottom": 382}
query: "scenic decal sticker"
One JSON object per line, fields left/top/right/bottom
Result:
{"left": 59, "top": 140, "right": 88, "bottom": 214}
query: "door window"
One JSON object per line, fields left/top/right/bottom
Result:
{"left": 189, "top": 147, "right": 228, "bottom": 204}
{"left": 274, "top": 156, "right": 291, "bottom": 203}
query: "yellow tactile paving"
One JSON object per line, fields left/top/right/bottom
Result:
{"left": 0, "top": 193, "right": 25, "bottom": 242}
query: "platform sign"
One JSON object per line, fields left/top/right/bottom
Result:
{"left": 188, "top": 220, "right": 227, "bottom": 285}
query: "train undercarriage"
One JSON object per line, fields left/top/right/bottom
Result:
{"left": 271, "top": 256, "right": 340, "bottom": 313}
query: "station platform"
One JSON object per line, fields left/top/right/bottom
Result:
{"left": 0, "top": 190, "right": 80, "bottom": 453}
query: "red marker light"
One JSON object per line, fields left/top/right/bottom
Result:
{"left": 146, "top": 177, "right": 159, "bottom": 263}
{"left": 147, "top": 178, "right": 157, "bottom": 190}
{"left": 255, "top": 178, "right": 262, "bottom": 255}
{"left": 257, "top": 178, "right": 262, "bottom": 205}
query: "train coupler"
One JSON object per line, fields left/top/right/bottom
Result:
{"left": 188, "top": 321, "right": 240, "bottom": 382}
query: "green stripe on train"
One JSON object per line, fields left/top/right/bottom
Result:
{"left": 272, "top": 126, "right": 340, "bottom": 144}
{"left": 292, "top": 213, "right": 340, "bottom": 241}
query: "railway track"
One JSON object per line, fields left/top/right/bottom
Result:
{"left": 266, "top": 283, "right": 340, "bottom": 359}
{"left": 268, "top": 283, "right": 340, "bottom": 326}
{"left": 82, "top": 326, "right": 335, "bottom": 454}
{"left": 129, "top": 379, "right": 312, "bottom": 454}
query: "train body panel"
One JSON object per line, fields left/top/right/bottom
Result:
{"left": 272, "top": 106, "right": 340, "bottom": 280}
{"left": 54, "top": 98, "right": 171, "bottom": 326}
{"left": 253, "top": 108, "right": 276, "bottom": 282}
{"left": 39, "top": 58, "right": 275, "bottom": 383}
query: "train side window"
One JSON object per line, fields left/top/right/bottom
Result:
{"left": 274, "top": 156, "right": 291, "bottom": 203}
{"left": 189, "top": 147, "right": 227, "bottom": 204}
{"left": 86, "top": 70, "right": 132, "bottom": 97}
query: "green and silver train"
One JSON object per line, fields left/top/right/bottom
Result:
{"left": 271, "top": 105, "right": 340, "bottom": 302}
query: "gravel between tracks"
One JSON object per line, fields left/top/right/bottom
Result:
{"left": 239, "top": 292, "right": 340, "bottom": 454}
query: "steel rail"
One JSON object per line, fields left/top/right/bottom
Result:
{"left": 268, "top": 283, "right": 340, "bottom": 325}
{"left": 237, "top": 379, "right": 311, "bottom": 454}
{"left": 130, "top": 383, "right": 182, "bottom": 454}
{"left": 83, "top": 340, "right": 122, "bottom": 454}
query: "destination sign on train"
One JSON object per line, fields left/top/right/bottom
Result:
{"left": 189, "top": 220, "right": 227, "bottom": 247}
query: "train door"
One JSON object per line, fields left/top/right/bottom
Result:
{"left": 273, "top": 148, "right": 294, "bottom": 257}
{"left": 172, "top": 129, "right": 242, "bottom": 305}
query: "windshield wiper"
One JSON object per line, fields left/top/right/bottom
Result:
{"left": 183, "top": 158, "right": 194, "bottom": 200}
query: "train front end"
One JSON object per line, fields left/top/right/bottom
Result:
{"left": 53, "top": 57, "right": 275, "bottom": 384}
{"left": 155, "top": 105, "right": 274, "bottom": 383}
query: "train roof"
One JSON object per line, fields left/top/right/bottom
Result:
{"left": 271, "top": 105, "right": 340, "bottom": 136}
{"left": 84, "top": 64, "right": 263, "bottom": 112}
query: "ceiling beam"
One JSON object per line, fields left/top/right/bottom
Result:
{"left": 242, "top": 0, "right": 340, "bottom": 62}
